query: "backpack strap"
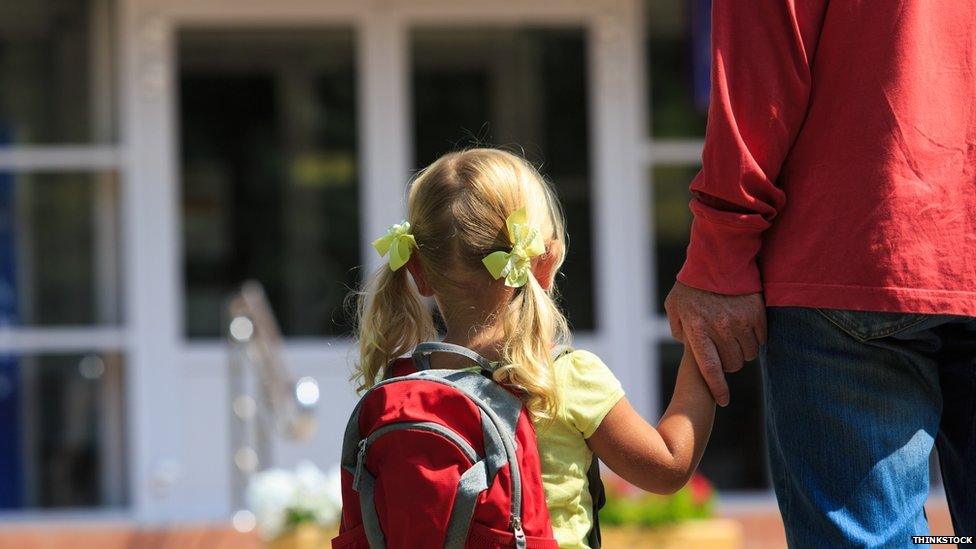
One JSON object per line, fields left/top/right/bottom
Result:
{"left": 444, "top": 460, "right": 490, "bottom": 549}
{"left": 412, "top": 342, "right": 499, "bottom": 375}
{"left": 552, "top": 345, "right": 574, "bottom": 361}
{"left": 586, "top": 457, "right": 606, "bottom": 548}
{"left": 357, "top": 466, "right": 386, "bottom": 547}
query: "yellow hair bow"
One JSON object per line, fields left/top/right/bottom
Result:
{"left": 482, "top": 207, "right": 545, "bottom": 288}
{"left": 372, "top": 221, "right": 416, "bottom": 271}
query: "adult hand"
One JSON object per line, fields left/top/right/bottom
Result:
{"left": 664, "top": 281, "right": 767, "bottom": 407}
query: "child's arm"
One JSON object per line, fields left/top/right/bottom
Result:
{"left": 586, "top": 348, "right": 715, "bottom": 494}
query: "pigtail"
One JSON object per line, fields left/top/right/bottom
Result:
{"left": 496, "top": 271, "right": 570, "bottom": 421}
{"left": 353, "top": 264, "right": 436, "bottom": 392}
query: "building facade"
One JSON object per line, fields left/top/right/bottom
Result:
{"left": 0, "top": 0, "right": 768, "bottom": 524}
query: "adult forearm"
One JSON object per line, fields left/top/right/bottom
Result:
{"left": 680, "top": 0, "right": 826, "bottom": 294}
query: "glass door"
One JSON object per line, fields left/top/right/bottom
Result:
{"left": 178, "top": 28, "right": 360, "bottom": 340}
{"left": 0, "top": 0, "right": 127, "bottom": 513}
{"left": 171, "top": 23, "right": 365, "bottom": 519}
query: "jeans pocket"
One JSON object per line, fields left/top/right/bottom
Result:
{"left": 814, "top": 308, "right": 928, "bottom": 342}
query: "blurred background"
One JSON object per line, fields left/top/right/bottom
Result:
{"left": 0, "top": 0, "right": 951, "bottom": 547}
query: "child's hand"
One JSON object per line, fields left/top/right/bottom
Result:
{"left": 676, "top": 347, "right": 715, "bottom": 403}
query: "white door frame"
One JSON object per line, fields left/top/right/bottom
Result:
{"left": 120, "top": 0, "right": 650, "bottom": 522}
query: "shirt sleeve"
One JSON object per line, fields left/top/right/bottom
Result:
{"left": 677, "top": 0, "right": 829, "bottom": 295}
{"left": 559, "top": 350, "right": 625, "bottom": 439}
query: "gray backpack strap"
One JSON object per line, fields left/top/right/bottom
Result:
{"left": 443, "top": 461, "right": 490, "bottom": 549}
{"left": 341, "top": 404, "right": 386, "bottom": 547}
{"left": 412, "top": 342, "right": 498, "bottom": 374}
{"left": 552, "top": 345, "right": 574, "bottom": 361}
{"left": 357, "top": 469, "right": 386, "bottom": 548}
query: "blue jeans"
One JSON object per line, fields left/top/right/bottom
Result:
{"left": 761, "top": 307, "right": 976, "bottom": 547}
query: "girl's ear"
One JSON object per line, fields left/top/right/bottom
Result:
{"left": 405, "top": 255, "right": 434, "bottom": 297}
{"left": 532, "top": 241, "right": 562, "bottom": 291}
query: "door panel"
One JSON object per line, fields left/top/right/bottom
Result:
{"left": 179, "top": 28, "right": 360, "bottom": 338}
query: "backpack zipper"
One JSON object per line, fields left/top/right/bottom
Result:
{"left": 511, "top": 515, "right": 526, "bottom": 548}
{"left": 353, "top": 438, "right": 368, "bottom": 490}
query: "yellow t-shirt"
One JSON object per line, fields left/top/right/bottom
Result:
{"left": 533, "top": 350, "right": 625, "bottom": 549}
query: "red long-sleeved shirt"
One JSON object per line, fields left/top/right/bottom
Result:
{"left": 678, "top": 0, "right": 976, "bottom": 316}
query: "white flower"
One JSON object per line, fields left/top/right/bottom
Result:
{"left": 247, "top": 468, "right": 297, "bottom": 539}
{"left": 294, "top": 461, "right": 340, "bottom": 525}
{"left": 246, "top": 462, "right": 343, "bottom": 540}
{"left": 324, "top": 465, "right": 342, "bottom": 518}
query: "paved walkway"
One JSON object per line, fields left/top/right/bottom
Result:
{"left": 0, "top": 501, "right": 957, "bottom": 548}
{"left": 725, "top": 500, "right": 955, "bottom": 549}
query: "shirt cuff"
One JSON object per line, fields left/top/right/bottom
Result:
{"left": 677, "top": 210, "right": 764, "bottom": 295}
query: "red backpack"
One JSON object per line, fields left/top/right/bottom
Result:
{"left": 332, "top": 342, "right": 558, "bottom": 548}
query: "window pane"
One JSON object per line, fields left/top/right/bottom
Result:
{"left": 651, "top": 164, "right": 697, "bottom": 313}
{"left": 646, "top": 0, "right": 709, "bottom": 137}
{"left": 412, "top": 28, "right": 595, "bottom": 331}
{"left": 0, "top": 172, "right": 121, "bottom": 326}
{"left": 0, "top": 352, "right": 126, "bottom": 509}
{"left": 0, "top": 0, "right": 115, "bottom": 144}
{"left": 658, "top": 343, "right": 768, "bottom": 490}
{"left": 179, "top": 29, "right": 359, "bottom": 338}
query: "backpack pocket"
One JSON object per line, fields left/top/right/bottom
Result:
{"left": 354, "top": 421, "right": 486, "bottom": 548}
{"left": 331, "top": 523, "right": 369, "bottom": 548}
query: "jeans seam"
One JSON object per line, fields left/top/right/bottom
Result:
{"left": 815, "top": 308, "right": 863, "bottom": 339}
{"left": 815, "top": 308, "right": 928, "bottom": 341}
{"left": 764, "top": 370, "right": 793, "bottom": 545}
{"left": 870, "top": 315, "right": 927, "bottom": 339}
{"left": 936, "top": 435, "right": 962, "bottom": 537}
{"left": 779, "top": 440, "right": 793, "bottom": 546}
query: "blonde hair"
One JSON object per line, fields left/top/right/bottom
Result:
{"left": 353, "top": 148, "right": 571, "bottom": 419}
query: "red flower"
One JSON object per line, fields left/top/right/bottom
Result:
{"left": 688, "top": 473, "right": 713, "bottom": 505}
{"left": 602, "top": 470, "right": 643, "bottom": 498}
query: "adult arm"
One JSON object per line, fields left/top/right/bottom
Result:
{"left": 666, "top": 0, "right": 829, "bottom": 405}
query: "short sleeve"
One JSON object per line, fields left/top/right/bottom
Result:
{"left": 558, "top": 350, "right": 625, "bottom": 439}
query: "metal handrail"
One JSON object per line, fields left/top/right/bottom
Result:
{"left": 226, "top": 280, "right": 320, "bottom": 510}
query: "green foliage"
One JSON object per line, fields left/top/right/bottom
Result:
{"left": 283, "top": 507, "right": 319, "bottom": 531}
{"left": 600, "top": 473, "right": 716, "bottom": 529}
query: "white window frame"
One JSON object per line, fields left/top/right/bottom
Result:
{"left": 0, "top": 0, "right": 126, "bottom": 520}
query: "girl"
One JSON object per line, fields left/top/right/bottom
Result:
{"left": 354, "top": 148, "right": 715, "bottom": 548}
